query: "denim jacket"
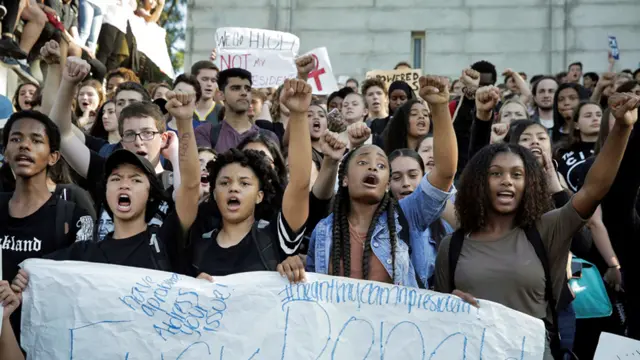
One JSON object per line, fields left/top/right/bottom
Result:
{"left": 307, "top": 174, "right": 455, "bottom": 288}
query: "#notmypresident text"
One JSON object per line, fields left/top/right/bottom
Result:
{"left": 21, "top": 259, "right": 547, "bottom": 359}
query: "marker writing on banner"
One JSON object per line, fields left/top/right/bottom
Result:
{"left": 216, "top": 29, "right": 298, "bottom": 51}
{"left": 279, "top": 278, "right": 476, "bottom": 315}
{"left": 118, "top": 274, "right": 231, "bottom": 341}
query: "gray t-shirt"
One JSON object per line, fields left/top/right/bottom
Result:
{"left": 435, "top": 200, "right": 587, "bottom": 320}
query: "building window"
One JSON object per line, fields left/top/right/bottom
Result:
{"left": 412, "top": 31, "right": 425, "bottom": 69}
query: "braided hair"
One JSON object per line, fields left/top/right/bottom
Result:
{"left": 207, "top": 148, "right": 284, "bottom": 220}
{"left": 332, "top": 146, "right": 398, "bottom": 281}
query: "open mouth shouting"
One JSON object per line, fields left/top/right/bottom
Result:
{"left": 311, "top": 120, "right": 322, "bottom": 132}
{"left": 496, "top": 190, "right": 515, "bottom": 205}
{"left": 117, "top": 193, "right": 132, "bottom": 212}
{"left": 226, "top": 196, "right": 241, "bottom": 212}
{"left": 529, "top": 147, "right": 543, "bottom": 157}
{"left": 362, "top": 173, "right": 380, "bottom": 188}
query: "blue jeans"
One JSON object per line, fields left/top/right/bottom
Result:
{"left": 558, "top": 303, "right": 577, "bottom": 353}
{"left": 78, "top": 0, "right": 103, "bottom": 52}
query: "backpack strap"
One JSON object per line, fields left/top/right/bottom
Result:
{"left": 252, "top": 220, "right": 280, "bottom": 271}
{"left": 523, "top": 225, "right": 568, "bottom": 357}
{"left": 209, "top": 123, "right": 223, "bottom": 149}
{"left": 98, "top": 143, "right": 117, "bottom": 158}
{"left": 447, "top": 229, "right": 466, "bottom": 291}
{"left": 147, "top": 225, "right": 170, "bottom": 271}
{"left": 55, "top": 199, "right": 77, "bottom": 248}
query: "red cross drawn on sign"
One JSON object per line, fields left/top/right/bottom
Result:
{"left": 308, "top": 54, "right": 326, "bottom": 91}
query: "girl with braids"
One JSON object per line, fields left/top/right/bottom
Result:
{"left": 388, "top": 148, "right": 454, "bottom": 285}
{"left": 190, "top": 79, "right": 313, "bottom": 279}
{"left": 434, "top": 93, "right": 640, "bottom": 359}
{"left": 281, "top": 76, "right": 458, "bottom": 286}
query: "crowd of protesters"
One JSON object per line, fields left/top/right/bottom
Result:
{"left": 1, "top": 2, "right": 640, "bottom": 360}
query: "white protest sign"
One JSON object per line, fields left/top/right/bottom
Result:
{"left": 127, "top": 15, "right": 175, "bottom": 78}
{"left": 216, "top": 27, "right": 299, "bottom": 88}
{"left": 594, "top": 332, "right": 640, "bottom": 359}
{"left": 21, "top": 259, "right": 546, "bottom": 359}
{"left": 303, "top": 47, "right": 339, "bottom": 95}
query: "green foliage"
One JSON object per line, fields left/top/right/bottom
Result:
{"left": 159, "top": 0, "right": 187, "bottom": 72}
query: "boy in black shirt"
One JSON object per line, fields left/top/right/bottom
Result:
{"left": 14, "top": 89, "right": 200, "bottom": 278}
{"left": 0, "top": 110, "right": 94, "bottom": 341}
{"left": 49, "top": 57, "right": 179, "bottom": 240}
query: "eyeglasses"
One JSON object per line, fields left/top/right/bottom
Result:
{"left": 121, "top": 130, "right": 160, "bottom": 143}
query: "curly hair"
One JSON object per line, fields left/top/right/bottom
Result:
{"left": 237, "top": 133, "right": 288, "bottom": 187}
{"left": 361, "top": 78, "right": 387, "bottom": 97}
{"left": 207, "top": 148, "right": 283, "bottom": 219}
{"left": 455, "top": 143, "right": 552, "bottom": 233}
{"left": 331, "top": 147, "right": 397, "bottom": 280}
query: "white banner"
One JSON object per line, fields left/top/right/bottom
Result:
{"left": 594, "top": 332, "right": 640, "bottom": 359}
{"left": 216, "top": 27, "right": 300, "bottom": 88}
{"left": 21, "top": 260, "right": 546, "bottom": 359}
{"left": 302, "top": 47, "right": 339, "bottom": 95}
{"left": 127, "top": 15, "right": 175, "bottom": 78}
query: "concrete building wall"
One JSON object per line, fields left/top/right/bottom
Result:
{"left": 186, "top": 0, "right": 640, "bottom": 80}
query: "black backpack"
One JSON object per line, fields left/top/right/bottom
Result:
{"left": 0, "top": 193, "right": 76, "bottom": 250}
{"left": 448, "top": 226, "right": 577, "bottom": 360}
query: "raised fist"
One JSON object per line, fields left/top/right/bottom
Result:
{"left": 418, "top": 76, "right": 450, "bottom": 105}
{"left": 40, "top": 40, "right": 61, "bottom": 65}
{"left": 280, "top": 78, "right": 312, "bottom": 114}
{"left": 320, "top": 130, "right": 348, "bottom": 161}
{"left": 346, "top": 122, "right": 371, "bottom": 148}
{"left": 475, "top": 86, "right": 501, "bottom": 116}
{"left": 597, "top": 72, "right": 616, "bottom": 89}
{"left": 295, "top": 55, "right": 315, "bottom": 76}
{"left": 165, "top": 89, "right": 197, "bottom": 120}
{"left": 327, "top": 108, "right": 347, "bottom": 133}
{"left": 460, "top": 68, "right": 480, "bottom": 88}
{"left": 63, "top": 57, "right": 90, "bottom": 83}
{"left": 608, "top": 93, "right": 640, "bottom": 126}
{"left": 490, "top": 123, "right": 510, "bottom": 144}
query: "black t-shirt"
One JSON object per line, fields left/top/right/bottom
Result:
{"left": 85, "top": 150, "right": 173, "bottom": 241}
{"left": 191, "top": 211, "right": 305, "bottom": 277}
{"left": 555, "top": 141, "right": 595, "bottom": 192}
{"left": 1, "top": 195, "right": 93, "bottom": 282}
{"left": 48, "top": 211, "right": 187, "bottom": 273}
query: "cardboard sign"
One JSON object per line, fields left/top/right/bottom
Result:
{"left": 216, "top": 27, "right": 300, "bottom": 88}
{"left": 608, "top": 36, "right": 620, "bottom": 60}
{"left": 128, "top": 15, "right": 175, "bottom": 78}
{"left": 594, "top": 332, "right": 640, "bottom": 359}
{"left": 21, "top": 259, "right": 546, "bottom": 359}
{"left": 366, "top": 69, "right": 423, "bottom": 92}
{"left": 302, "top": 47, "right": 339, "bottom": 95}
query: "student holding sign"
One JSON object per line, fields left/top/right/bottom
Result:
{"left": 0, "top": 281, "right": 23, "bottom": 360}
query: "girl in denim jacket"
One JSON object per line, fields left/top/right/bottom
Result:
{"left": 278, "top": 76, "right": 458, "bottom": 287}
